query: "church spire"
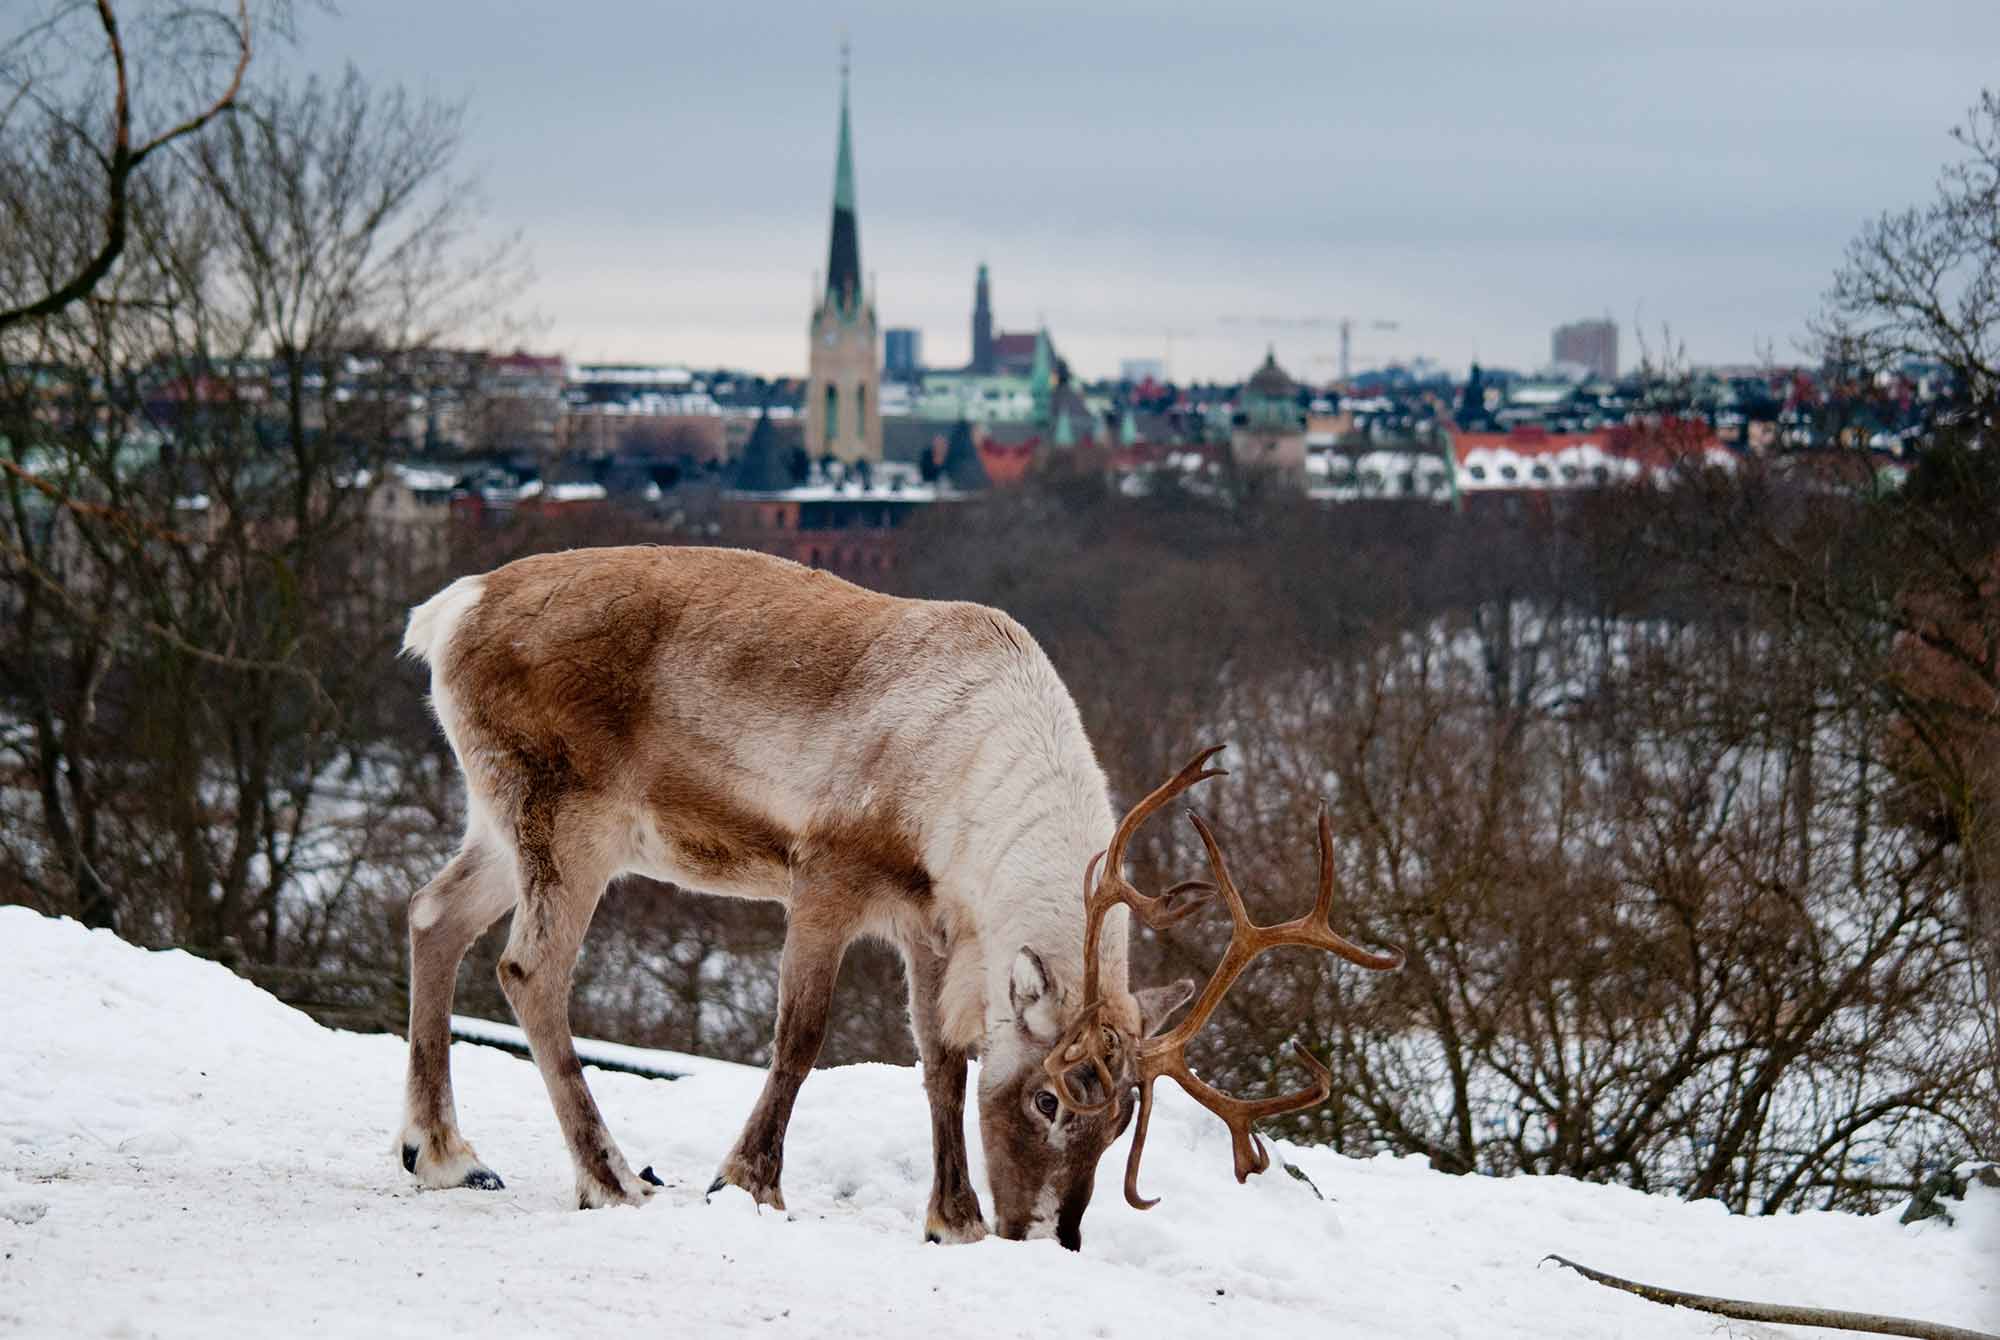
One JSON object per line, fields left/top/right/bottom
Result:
{"left": 971, "top": 262, "right": 993, "bottom": 373}
{"left": 825, "top": 41, "right": 862, "bottom": 312}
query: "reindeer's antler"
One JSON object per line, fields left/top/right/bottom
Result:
{"left": 1121, "top": 807, "right": 1403, "bottom": 1208}
{"left": 1043, "top": 746, "right": 1228, "bottom": 1117}
{"left": 1046, "top": 749, "right": 1403, "bottom": 1209}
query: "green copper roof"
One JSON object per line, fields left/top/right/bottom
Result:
{"left": 1120, "top": 406, "right": 1138, "bottom": 447}
{"left": 1053, "top": 408, "right": 1075, "bottom": 447}
{"left": 824, "top": 53, "right": 862, "bottom": 309}
{"left": 1030, "top": 327, "right": 1052, "bottom": 422}
{"left": 833, "top": 68, "right": 856, "bottom": 213}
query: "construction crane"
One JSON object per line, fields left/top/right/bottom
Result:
{"left": 1218, "top": 315, "right": 1401, "bottom": 382}
{"left": 1337, "top": 318, "right": 1400, "bottom": 383}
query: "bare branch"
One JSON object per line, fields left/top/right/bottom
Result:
{"left": 0, "top": 0, "right": 249, "bottom": 331}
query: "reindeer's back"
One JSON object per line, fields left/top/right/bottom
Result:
{"left": 422, "top": 545, "right": 1036, "bottom": 800}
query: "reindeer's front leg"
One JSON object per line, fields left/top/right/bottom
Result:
{"left": 905, "top": 937, "right": 987, "bottom": 1243}
{"left": 710, "top": 892, "right": 859, "bottom": 1211}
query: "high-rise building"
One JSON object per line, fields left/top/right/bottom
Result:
{"left": 884, "top": 328, "right": 922, "bottom": 378}
{"left": 805, "top": 49, "right": 882, "bottom": 462}
{"left": 970, "top": 264, "right": 994, "bottom": 373}
{"left": 1552, "top": 319, "right": 1618, "bottom": 380}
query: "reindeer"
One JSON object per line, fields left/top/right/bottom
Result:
{"left": 395, "top": 545, "right": 1400, "bottom": 1249}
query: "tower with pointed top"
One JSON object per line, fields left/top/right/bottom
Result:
{"left": 970, "top": 264, "right": 994, "bottom": 373}
{"left": 1028, "top": 327, "right": 1052, "bottom": 423}
{"left": 805, "top": 46, "right": 882, "bottom": 463}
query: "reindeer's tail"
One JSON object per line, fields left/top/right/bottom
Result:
{"left": 402, "top": 575, "right": 486, "bottom": 664}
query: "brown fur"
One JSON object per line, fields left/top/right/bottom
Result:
{"left": 400, "top": 546, "right": 1115, "bottom": 1232}
{"left": 438, "top": 548, "right": 965, "bottom": 906}
{"left": 710, "top": 869, "right": 891, "bottom": 1209}
{"left": 979, "top": 1045, "right": 1134, "bottom": 1248}
{"left": 906, "top": 937, "right": 985, "bottom": 1240}
{"left": 401, "top": 850, "right": 512, "bottom": 1187}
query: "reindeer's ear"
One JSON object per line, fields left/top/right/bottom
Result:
{"left": 1009, "top": 947, "right": 1062, "bottom": 1041}
{"left": 1134, "top": 977, "right": 1197, "bottom": 1036}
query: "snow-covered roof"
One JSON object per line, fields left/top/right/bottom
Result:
{"left": 393, "top": 465, "right": 459, "bottom": 492}
{"left": 728, "top": 459, "right": 943, "bottom": 502}
{"left": 572, "top": 363, "right": 694, "bottom": 387}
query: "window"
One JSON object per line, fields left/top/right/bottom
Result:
{"left": 855, "top": 381, "right": 867, "bottom": 439}
{"left": 825, "top": 385, "right": 839, "bottom": 446}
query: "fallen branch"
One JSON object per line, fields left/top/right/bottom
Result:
{"left": 1544, "top": 1254, "right": 1997, "bottom": 1340}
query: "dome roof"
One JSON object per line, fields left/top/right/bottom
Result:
{"left": 1246, "top": 348, "right": 1295, "bottom": 398}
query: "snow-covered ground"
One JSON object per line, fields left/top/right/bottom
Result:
{"left": 1, "top": 907, "right": 1992, "bottom": 1339}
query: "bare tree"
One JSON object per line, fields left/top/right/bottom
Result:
{"left": 1820, "top": 88, "right": 2000, "bottom": 406}
{"left": 0, "top": 0, "right": 259, "bottom": 329}
{"left": 0, "top": 65, "right": 513, "bottom": 990}
{"left": 893, "top": 468, "right": 1991, "bottom": 1213}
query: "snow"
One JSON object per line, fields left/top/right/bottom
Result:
{"left": 1, "top": 906, "right": 1992, "bottom": 1339}
{"left": 393, "top": 464, "right": 461, "bottom": 493}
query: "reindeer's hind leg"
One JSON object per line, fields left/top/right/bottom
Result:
{"left": 399, "top": 844, "right": 514, "bottom": 1190}
{"left": 497, "top": 806, "right": 655, "bottom": 1210}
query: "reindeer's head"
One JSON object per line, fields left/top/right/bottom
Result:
{"left": 978, "top": 746, "right": 1404, "bottom": 1252}
{"left": 976, "top": 946, "right": 1191, "bottom": 1250}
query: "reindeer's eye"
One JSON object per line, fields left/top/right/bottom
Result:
{"left": 1034, "top": 1090, "right": 1061, "bottom": 1121}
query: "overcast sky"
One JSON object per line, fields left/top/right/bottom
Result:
{"left": 295, "top": 0, "right": 1997, "bottom": 383}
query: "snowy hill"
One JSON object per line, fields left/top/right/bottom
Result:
{"left": 0, "top": 907, "right": 1991, "bottom": 1339}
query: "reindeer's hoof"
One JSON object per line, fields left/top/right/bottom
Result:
{"left": 925, "top": 1186, "right": 987, "bottom": 1244}
{"left": 639, "top": 1166, "right": 664, "bottom": 1187}
{"left": 576, "top": 1174, "right": 656, "bottom": 1210}
{"left": 924, "top": 1212, "right": 989, "bottom": 1245}
{"left": 399, "top": 1130, "right": 501, "bottom": 1192}
{"left": 707, "top": 1157, "right": 786, "bottom": 1212}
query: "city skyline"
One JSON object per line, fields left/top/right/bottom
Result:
{"left": 298, "top": 0, "right": 2000, "bottom": 382}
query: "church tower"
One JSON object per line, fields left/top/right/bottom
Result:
{"left": 970, "top": 263, "right": 994, "bottom": 373}
{"left": 805, "top": 48, "right": 882, "bottom": 463}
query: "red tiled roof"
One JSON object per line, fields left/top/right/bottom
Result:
{"left": 976, "top": 439, "right": 1037, "bottom": 485}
